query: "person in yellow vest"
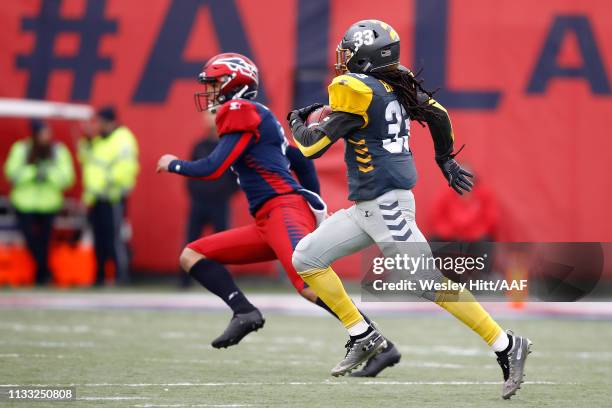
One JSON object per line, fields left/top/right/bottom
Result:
{"left": 4, "top": 120, "right": 75, "bottom": 285}
{"left": 78, "top": 107, "right": 139, "bottom": 285}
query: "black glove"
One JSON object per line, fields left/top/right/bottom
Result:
{"left": 287, "top": 103, "right": 324, "bottom": 126}
{"left": 436, "top": 146, "right": 474, "bottom": 195}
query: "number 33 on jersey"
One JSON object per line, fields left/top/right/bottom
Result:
{"left": 329, "top": 72, "right": 416, "bottom": 201}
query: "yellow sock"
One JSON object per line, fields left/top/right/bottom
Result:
{"left": 435, "top": 279, "right": 503, "bottom": 345}
{"left": 299, "top": 266, "right": 363, "bottom": 329}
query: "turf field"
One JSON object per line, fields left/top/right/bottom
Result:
{"left": 1, "top": 294, "right": 611, "bottom": 407}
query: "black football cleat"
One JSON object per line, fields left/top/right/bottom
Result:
{"left": 211, "top": 309, "right": 265, "bottom": 349}
{"left": 350, "top": 341, "right": 401, "bottom": 377}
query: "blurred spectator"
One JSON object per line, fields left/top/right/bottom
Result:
{"left": 180, "top": 111, "right": 238, "bottom": 287}
{"left": 429, "top": 179, "right": 499, "bottom": 242}
{"left": 3, "top": 120, "right": 75, "bottom": 284}
{"left": 78, "top": 107, "right": 139, "bottom": 286}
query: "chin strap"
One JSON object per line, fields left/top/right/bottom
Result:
{"left": 229, "top": 85, "right": 258, "bottom": 101}
{"left": 210, "top": 85, "right": 257, "bottom": 113}
{"left": 232, "top": 85, "right": 249, "bottom": 99}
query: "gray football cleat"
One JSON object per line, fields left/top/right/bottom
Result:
{"left": 496, "top": 330, "right": 533, "bottom": 399}
{"left": 331, "top": 329, "right": 387, "bottom": 377}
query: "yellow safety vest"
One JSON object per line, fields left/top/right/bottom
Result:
{"left": 4, "top": 139, "right": 75, "bottom": 213}
{"left": 78, "top": 126, "right": 139, "bottom": 205}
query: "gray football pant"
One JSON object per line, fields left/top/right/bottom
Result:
{"left": 292, "top": 189, "right": 444, "bottom": 301}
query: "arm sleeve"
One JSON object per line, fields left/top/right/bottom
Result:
{"left": 418, "top": 91, "right": 455, "bottom": 159}
{"left": 286, "top": 145, "right": 320, "bottom": 194}
{"left": 291, "top": 111, "right": 363, "bottom": 159}
{"left": 168, "top": 132, "right": 253, "bottom": 180}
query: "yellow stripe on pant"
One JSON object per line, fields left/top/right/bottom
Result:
{"left": 299, "top": 266, "right": 364, "bottom": 329}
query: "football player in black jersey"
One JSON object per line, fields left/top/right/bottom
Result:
{"left": 287, "top": 20, "right": 531, "bottom": 399}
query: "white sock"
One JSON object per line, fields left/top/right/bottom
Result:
{"left": 491, "top": 330, "right": 510, "bottom": 352}
{"left": 347, "top": 319, "right": 369, "bottom": 336}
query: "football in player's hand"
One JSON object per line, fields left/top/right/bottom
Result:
{"left": 305, "top": 105, "right": 332, "bottom": 128}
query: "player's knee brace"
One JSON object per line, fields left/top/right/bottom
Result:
{"left": 292, "top": 236, "right": 327, "bottom": 275}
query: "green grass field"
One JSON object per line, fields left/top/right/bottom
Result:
{"left": 1, "top": 306, "right": 611, "bottom": 407}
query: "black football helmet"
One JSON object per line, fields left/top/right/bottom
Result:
{"left": 335, "top": 20, "right": 400, "bottom": 76}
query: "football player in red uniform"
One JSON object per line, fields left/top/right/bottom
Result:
{"left": 156, "top": 53, "right": 400, "bottom": 376}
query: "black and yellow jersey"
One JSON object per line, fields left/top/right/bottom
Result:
{"left": 290, "top": 72, "right": 455, "bottom": 202}
{"left": 329, "top": 73, "right": 416, "bottom": 201}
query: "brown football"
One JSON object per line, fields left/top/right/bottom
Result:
{"left": 305, "top": 105, "right": 332, "bottom": 128}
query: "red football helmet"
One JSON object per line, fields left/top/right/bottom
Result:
{"left": 194, "top": 53, "right": 259, "bottom": 112}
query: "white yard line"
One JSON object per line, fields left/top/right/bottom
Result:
{"left": 0, "top": 321, "right": 116, "bottom": 336}
{"left": 143, "top": 357, "right": 325, "bottom": 367}
{"left": 398, "top": 345, "right": 489, "bottom": 356}
{"left": 0, "top": 339, "right": 94, "bottom": 348}
{"left": 2, "top": 292, "right": 612, "bottom": 319}
{"left": 359, "top": 380, "right": 563, "bottom": 385}
{"left": 133, "top": 405, "right": 252, "bottom": 408}
{"left": 144, "top": 358, "right": 242, "bottom": 365}
{"left": 0, "top": 322, "right": 90, "bottom": 333}
{"left": 404, "top": 361, "right": 465, "bottom": 369}
{"left": 79, "top": 396, "right": 149, "bottom": 400}
{"left": 0, "top": 353, "right": 76, "bottom": 359}
{"left": 0, "top": 380, "right": 572, "bottom": 387}
{"left": 573, "top": 351, "right": 612, "bottom": 359}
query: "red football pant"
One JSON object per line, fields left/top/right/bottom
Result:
{"left": 187, "top": 194, "right": 316, "bottom": 292}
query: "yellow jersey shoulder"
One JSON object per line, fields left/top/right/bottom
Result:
{"left": 328, "top": 74, "right": 373, "bottom": 126}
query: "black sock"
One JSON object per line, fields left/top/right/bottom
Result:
{"left": 189, "top": 259, "right": 256, "bottom": 315}
{"left": 358, "top": 308, "right": 372, "bottom": 326}
{"left": 313, "top": 296, "right": 377, "bottom": 342}
{"left": 315, "top": 299, "right": 373, "bottom": 327}
{"left": 350, "top": 325, "right": 373, "bottom": 342}
{"left": 350, "top": 311, "right": 388, "bottom": 346}
{"left": 315, "top": 297, "right": 339, "bottom": 319}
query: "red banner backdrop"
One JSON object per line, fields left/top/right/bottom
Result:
{"left": 1, "top": 0, "right": 612, "bottom": 276}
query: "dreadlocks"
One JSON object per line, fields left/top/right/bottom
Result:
{"left": 370, "top": 68, "right": 440, "bottom": 125}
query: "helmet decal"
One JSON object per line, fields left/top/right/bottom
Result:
{"left": 194, "top": 53, "right": 259, "bottom": 112}
{"left": 211, "top": 57, "right": 259, "bottom": 84}
{"left": 336, "top": 20, "right": 400, "bottom": 75}
{"left": 352, "top": 29, "right": 375, "bottom": 51}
